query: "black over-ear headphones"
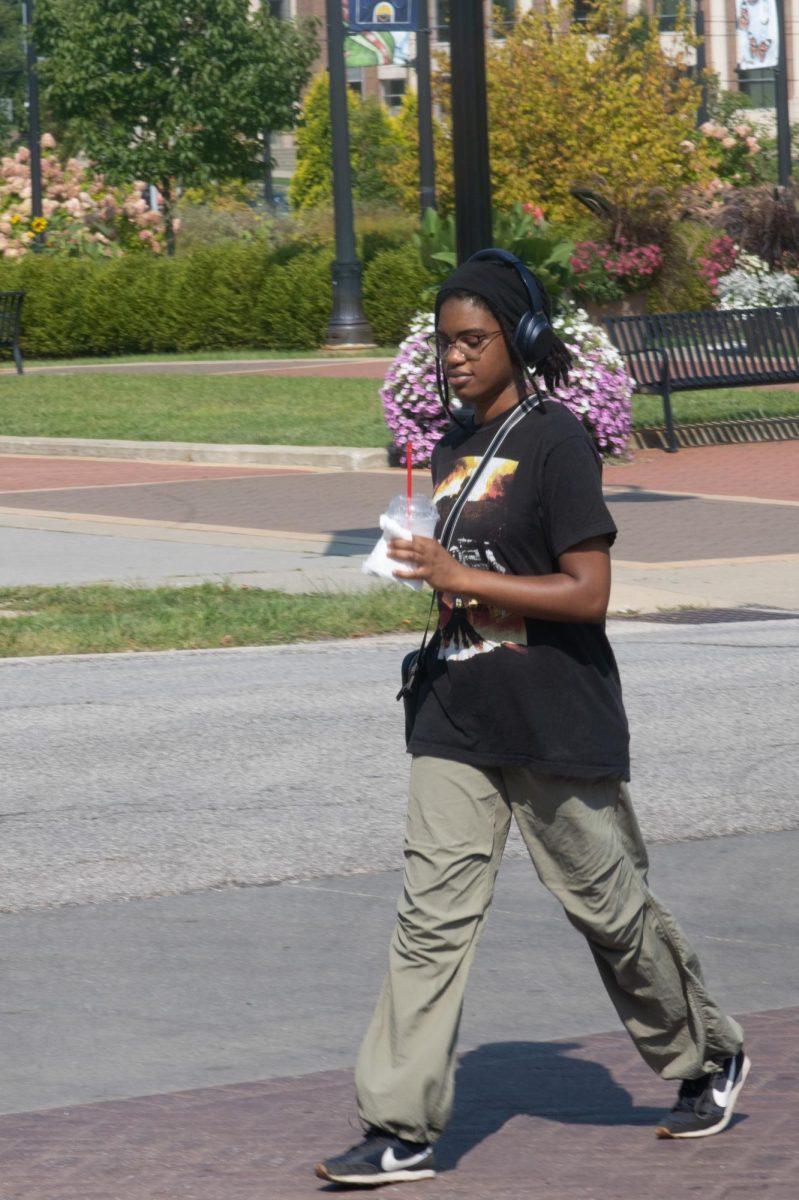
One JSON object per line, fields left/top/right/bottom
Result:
{"left": 467, "top": 248, "right": 556, "bottom": 369}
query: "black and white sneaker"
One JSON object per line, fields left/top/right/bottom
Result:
{"left": 315, "top": 1129, "right": 436, "bottom": 1186}
{"left": 656, "top": 1049, "right": 750, "bottom": 1138}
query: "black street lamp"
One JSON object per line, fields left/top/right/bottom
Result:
{"left": 21, "top": 0, "right": 43, "bottom": 225}
{"left": 773, "top": 0, "right": 792, "bottom": 191}
{"left": 416, "top": 0, "right": 436, "bottom": 218}
{"left": 449, "top": 0, "right": 492, "bottom": 261}
{"left": 324, "top": 0, "right": 375, "bottom": 348}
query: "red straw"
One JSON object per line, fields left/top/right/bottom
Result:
{"left": 406, "top": 441, "right": 413, "bottom": 517}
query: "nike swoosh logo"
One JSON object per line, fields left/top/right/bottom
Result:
{"left": 712, "top": 1067, "right": 736, "bottom": 1108}
{"left": 381, "top": 1146, "right": 429, "bottom": 1172}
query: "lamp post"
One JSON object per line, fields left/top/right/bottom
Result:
{"left": 449, "top": 0, "right": 492, "bottom": 261}
{"left": 773, "top": 0, "right": 792, "bottom": 191}
{"left": 694, "top": 0, "right": 709, "bottom": 127}
{"left": 416, "top": 0, "right": 436, "bottom": 218}
{"left": 21, "top": 0, "right": 43, "bottom": 226}
{"left": 324, "top": 0, "right": 375, "bottom": 347}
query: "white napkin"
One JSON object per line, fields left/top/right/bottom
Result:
{"left": 362, "top": 514, "right": 424, "bottom": 591}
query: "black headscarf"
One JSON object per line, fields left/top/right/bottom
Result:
{"left": 434, "top": 258, "right": 572, "bottom": 397}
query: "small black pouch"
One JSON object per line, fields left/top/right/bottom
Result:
{"left": 397, "top": 648, "right": 422, "bottom": 746}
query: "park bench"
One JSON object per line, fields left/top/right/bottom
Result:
{"left": 0, "top": 290, "right": 24, "bottom": 375}
{"left": 602, "top": 306, "right": 799, "bottom": 452}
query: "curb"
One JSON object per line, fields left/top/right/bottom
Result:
{"left": 0, "top": 436, "right": 390, "bottom": 472}
{"left": 1, "top": 415, "right": 797, "bottom": 472}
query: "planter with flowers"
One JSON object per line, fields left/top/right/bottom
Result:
{"left": 569, "top": 238, "right": 664, "bottom": 323}
{"left": 381, "top": 304, "right": 633, "bottom": 468}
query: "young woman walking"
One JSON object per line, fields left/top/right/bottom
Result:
{"left": 315, "top": 252, "right": 748, "bottom": 1187}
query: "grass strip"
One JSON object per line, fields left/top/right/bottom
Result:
{"left": 0, "top": 372, "right": 796, "bottom": 449}
{"left": 3, "top": 347, "right": 397, "bottom": 367}
{"left": 631, "top": 389, "right": 799, "bottom": 428}
{"left": 0, "top": 374, "right": 388, "bottom": 447}
{"left": 0, "top": 583, "right": 431, "bottom": 658}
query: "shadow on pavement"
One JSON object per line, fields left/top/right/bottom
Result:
{"left": 437, "top": 1040, "right": 663, "bottom": 1171}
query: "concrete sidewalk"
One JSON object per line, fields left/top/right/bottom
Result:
{"left": 0, "top": 440, "right": 797, "bottom": 614}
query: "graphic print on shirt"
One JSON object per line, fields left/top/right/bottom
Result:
{"left": 434, "top": 455, "right": 528, "bottom": 662}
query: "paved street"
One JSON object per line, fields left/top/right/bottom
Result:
{"left": 1, "top": 439, "right": 798, "bottom": 610}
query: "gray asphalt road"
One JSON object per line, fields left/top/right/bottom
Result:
{"left": 1, "top": 620, "right": 797, "bottom": 914}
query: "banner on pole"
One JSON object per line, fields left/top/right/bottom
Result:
{"left": 736, "top": 0, "right": 778, "bottom": 70}
{"left": 345, "top": 30, "right": 411, "bottom": 65}
{"left": 348, "top": 2, "right": 417, "bottom": 31}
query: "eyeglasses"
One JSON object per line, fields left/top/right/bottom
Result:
{"left": 425, "top": 330, "right": 504, "bottom": 360}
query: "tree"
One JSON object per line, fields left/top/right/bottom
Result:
{"left": 438, "top": 1, "right": 713, "bottom": 224}
{"left": 35, "top": 0, "right": 317, "bottom": 252}
{"left": 0, "top": 0, "right": 26, "bottom": 149}
{"left": 289, "top": 71, "right": 406, "bottom": 211}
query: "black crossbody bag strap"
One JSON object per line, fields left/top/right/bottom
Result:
{"left": 398, "top": 398, "right": 534, "bottom": 701}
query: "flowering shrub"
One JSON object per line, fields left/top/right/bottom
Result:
{"left": 716, "top": 251, "right": 799, "bottom": 309}
{"left": 698, "top": 234, "right": 738, "bottom": 297}
{"left": 538, "top": 305, "right": 633, "bottom": 457}
{"left": 569, "top": 239, "right": 663, "bottom": 303}
{"left": 380, "top": 306, "right": 633, "bottom": 466}
{"left": 0, "top": 137, "right": 167, "bottom": 258}
{"left": 691, "top": 120, "right": 769, "bottom": 187}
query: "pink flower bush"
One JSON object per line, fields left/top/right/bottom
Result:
{"left": 381, "top": 307, "right": 633, "bottom": 466}
{"left": 570, "top": 238, "right": 664, "bottom": 303}
{"left": 698, "top": 235, "right": 738, "bottom": 297}
{"left": 0, "top": 136, "right": 165, "bottom": 257}
{"left": 697, "top": 119, "right": 765, "bottom": 186}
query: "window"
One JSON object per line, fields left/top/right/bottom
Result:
{"left": 493, "top": 0, "right": 515, "bottom": 33}
{"left": 656, "top": 0, "right": 683, "bottom": 33}
{"left": 737, "top": 67, "right": 776, "bottom": 108}
{"left": 572, "top": 0, "right": 593, "bottom": 23}
{"left": 381, "top": 77, "right": 406, "bottom": 115}
{"left": 433, "top": 0, "right": 450, "bottom": 43}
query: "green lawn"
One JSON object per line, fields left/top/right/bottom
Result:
{"left": 2, "top": 347, "right": 396, "bottom": 368}
{"left": 0, "top": 371, "right": 796, "bottom": 447}
{"left": 0, "top": 373, "right": 389, "bottom": 446}
{"left": 0, "top": 583, "right": 431, "bottom": 658}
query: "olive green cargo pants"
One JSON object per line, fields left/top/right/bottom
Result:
{"left": 355, "top": 756, "right": 743, "bottom": 1145}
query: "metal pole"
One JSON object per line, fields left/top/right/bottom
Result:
{"left": 449, "top": 0, "right": 492, "bottom": 261}
{"left": 263, "top": 131, "right": 275, "bottom": 207}
{"left": 324, "top": 0, "right": 375, "bottom": 347}
{"left": 416, "top": 0, "right": 436, "bottom": 218}
{"left": 21, "top": 0, "right": 43, "bottom": 227}
{"left": 694, "top": 0, "right": 708, "bottom": 127}
{"left": 773, "top": 0, "right": 792, "bottom": 191}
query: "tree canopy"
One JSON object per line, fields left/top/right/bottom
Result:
{"left": 36, "top": 0, "right": 318, "bottom": 248}
{"left": 483, "top": 2, "right": 711, "bottom": 221}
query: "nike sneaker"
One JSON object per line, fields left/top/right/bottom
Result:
{"left": 656, "top": 1049, "right": 750, "bottom": 1138}
{"left": 314, "top": 1128, "right": 436, "bottom": 1186}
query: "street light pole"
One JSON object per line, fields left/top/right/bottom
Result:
{"left": 449, "top": 0, "right": 492, "bottom": 261}
{"left": 773, "top": 0, "right": 792, "bottom": 191}
{"left": 416, "top": 0, "right": 436, "bottom": 218}
{"left": 324, "top": 0, "right": 375, "bottom": 347}
{"left": 694, "top": 0, "right": 709, "bottom": 127}
{"left": 21, "top": 0, "right": 43, "bottom": 224}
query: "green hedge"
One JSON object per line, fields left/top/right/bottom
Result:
{"left": 362, "top": 244, "right": 434, "bottom": 345}
{"left": 0, "top": 242, "right": 429, "bottom": 358}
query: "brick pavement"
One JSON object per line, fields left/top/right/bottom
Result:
{"left": 1, "top": 445, "right": 797, "bottom": 564}
{"left": 1, "top": 1006, "right": 793, "bottom": 1200}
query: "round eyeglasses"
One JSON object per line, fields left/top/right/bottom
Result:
{"left": 424, "top": 330, "right": 504, "bottom": 360}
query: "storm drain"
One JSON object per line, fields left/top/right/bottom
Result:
{"left": 615, "top": 607, "right": 799, "bottom": 624}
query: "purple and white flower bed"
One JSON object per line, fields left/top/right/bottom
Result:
{"left": 381, "top": 306, "right": 633, "bottom": 466}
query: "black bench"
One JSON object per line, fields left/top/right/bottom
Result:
{"left": 602, "top": 306, "right": 799, "bottom": 452}
{"left": 0, "top": 289, "right": 24, "bottom": 375}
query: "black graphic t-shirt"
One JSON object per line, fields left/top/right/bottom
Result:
{"left": 408, "top": 400, "right": 630, "bottom": 779}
